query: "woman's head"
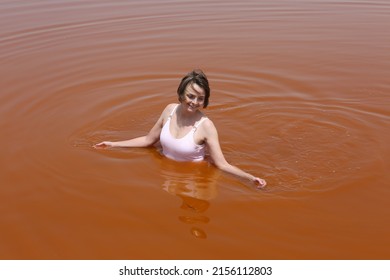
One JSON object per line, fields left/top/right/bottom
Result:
{"left": 177, "top": 69, "right": 210, "bottom": 108}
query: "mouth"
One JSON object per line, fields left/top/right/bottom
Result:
{"left": 187, "top": 104, "right": 198, "bottom": 110}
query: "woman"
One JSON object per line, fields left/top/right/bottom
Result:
{"left": 94, "top": 69, "right": 267, "bottom": 188}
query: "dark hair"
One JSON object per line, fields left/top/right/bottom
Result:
{"left": 177, "top": 69, "right": 210, "bottom": 108}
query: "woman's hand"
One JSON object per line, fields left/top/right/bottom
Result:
{"left": 93, "top": 141, "right": 115, "bottom": 148}
{"left": 254, "top": 177, "right": 267, "bottom": 189}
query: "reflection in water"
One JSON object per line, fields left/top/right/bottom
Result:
{"left": 178, "top": 196, "right": 209, "bottom": 239}
{"left": 160, "top": 158, "right": 219, "bottom": 239}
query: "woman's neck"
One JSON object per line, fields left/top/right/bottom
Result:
{"left": 176, "top": 104, "right": 201, "bottom": 126}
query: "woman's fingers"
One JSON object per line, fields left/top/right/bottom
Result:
{"left": 93, "top": 142, "right": 109, "bottom": 148}
{"left": 254, "top": 177, "right": 267, "bottom": 189}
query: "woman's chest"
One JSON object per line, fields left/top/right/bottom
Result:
{"left": 169, "top": 121, "right": 204, "bottom": 145}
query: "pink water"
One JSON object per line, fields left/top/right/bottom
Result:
{"left": 1, "top": 0, "right": 389, "bottom": 259}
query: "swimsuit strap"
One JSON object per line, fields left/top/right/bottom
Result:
{"left": 168, "top": 104, "right": 179, "bottom": 120}
{"left": 192, "top": 117, "right": 207, "bottom": 132}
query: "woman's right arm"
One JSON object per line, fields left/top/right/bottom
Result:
{"left": 94, "top": 104, "right": 172, "bottom": 149}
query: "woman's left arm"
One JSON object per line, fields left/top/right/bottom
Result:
{"left": 202, "top": 120, "right": 267, "bottom": 189}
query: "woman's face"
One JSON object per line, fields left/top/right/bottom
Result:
{"left": 181, "top": 83, "right": 205, "bottom": 112}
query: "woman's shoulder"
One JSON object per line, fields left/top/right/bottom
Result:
{"left": 199, "top": 116, "right": 217, "bottom": 135}
{"left": 164, "top": 103, "right": 179, "bottom": 112}
{"left": 161, "top": 103, "right": 178, "bottom": 114}
{"left": 206, "top": 117, "right": 217, "bottom": 126}
{"left": 160, "top": 103, "right": 179, "bottom": 122}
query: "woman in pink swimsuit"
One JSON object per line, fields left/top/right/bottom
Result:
{"left": 94, "top": 70, "right": 267, "bottom": 188}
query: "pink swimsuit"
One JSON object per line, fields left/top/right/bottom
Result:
{"left": 160, "top": 104, "right": 207, "bottom": 162}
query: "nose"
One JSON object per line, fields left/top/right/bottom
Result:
{"left": 190, "top": 98, "right": 200, "bottom": 106}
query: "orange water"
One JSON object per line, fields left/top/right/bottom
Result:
{"left": 1, "top": 0, "right": 389, "bottom": 259}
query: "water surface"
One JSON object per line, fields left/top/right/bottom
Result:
{"left": 1, "top": 0, "right": 389, "bottom": 259}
